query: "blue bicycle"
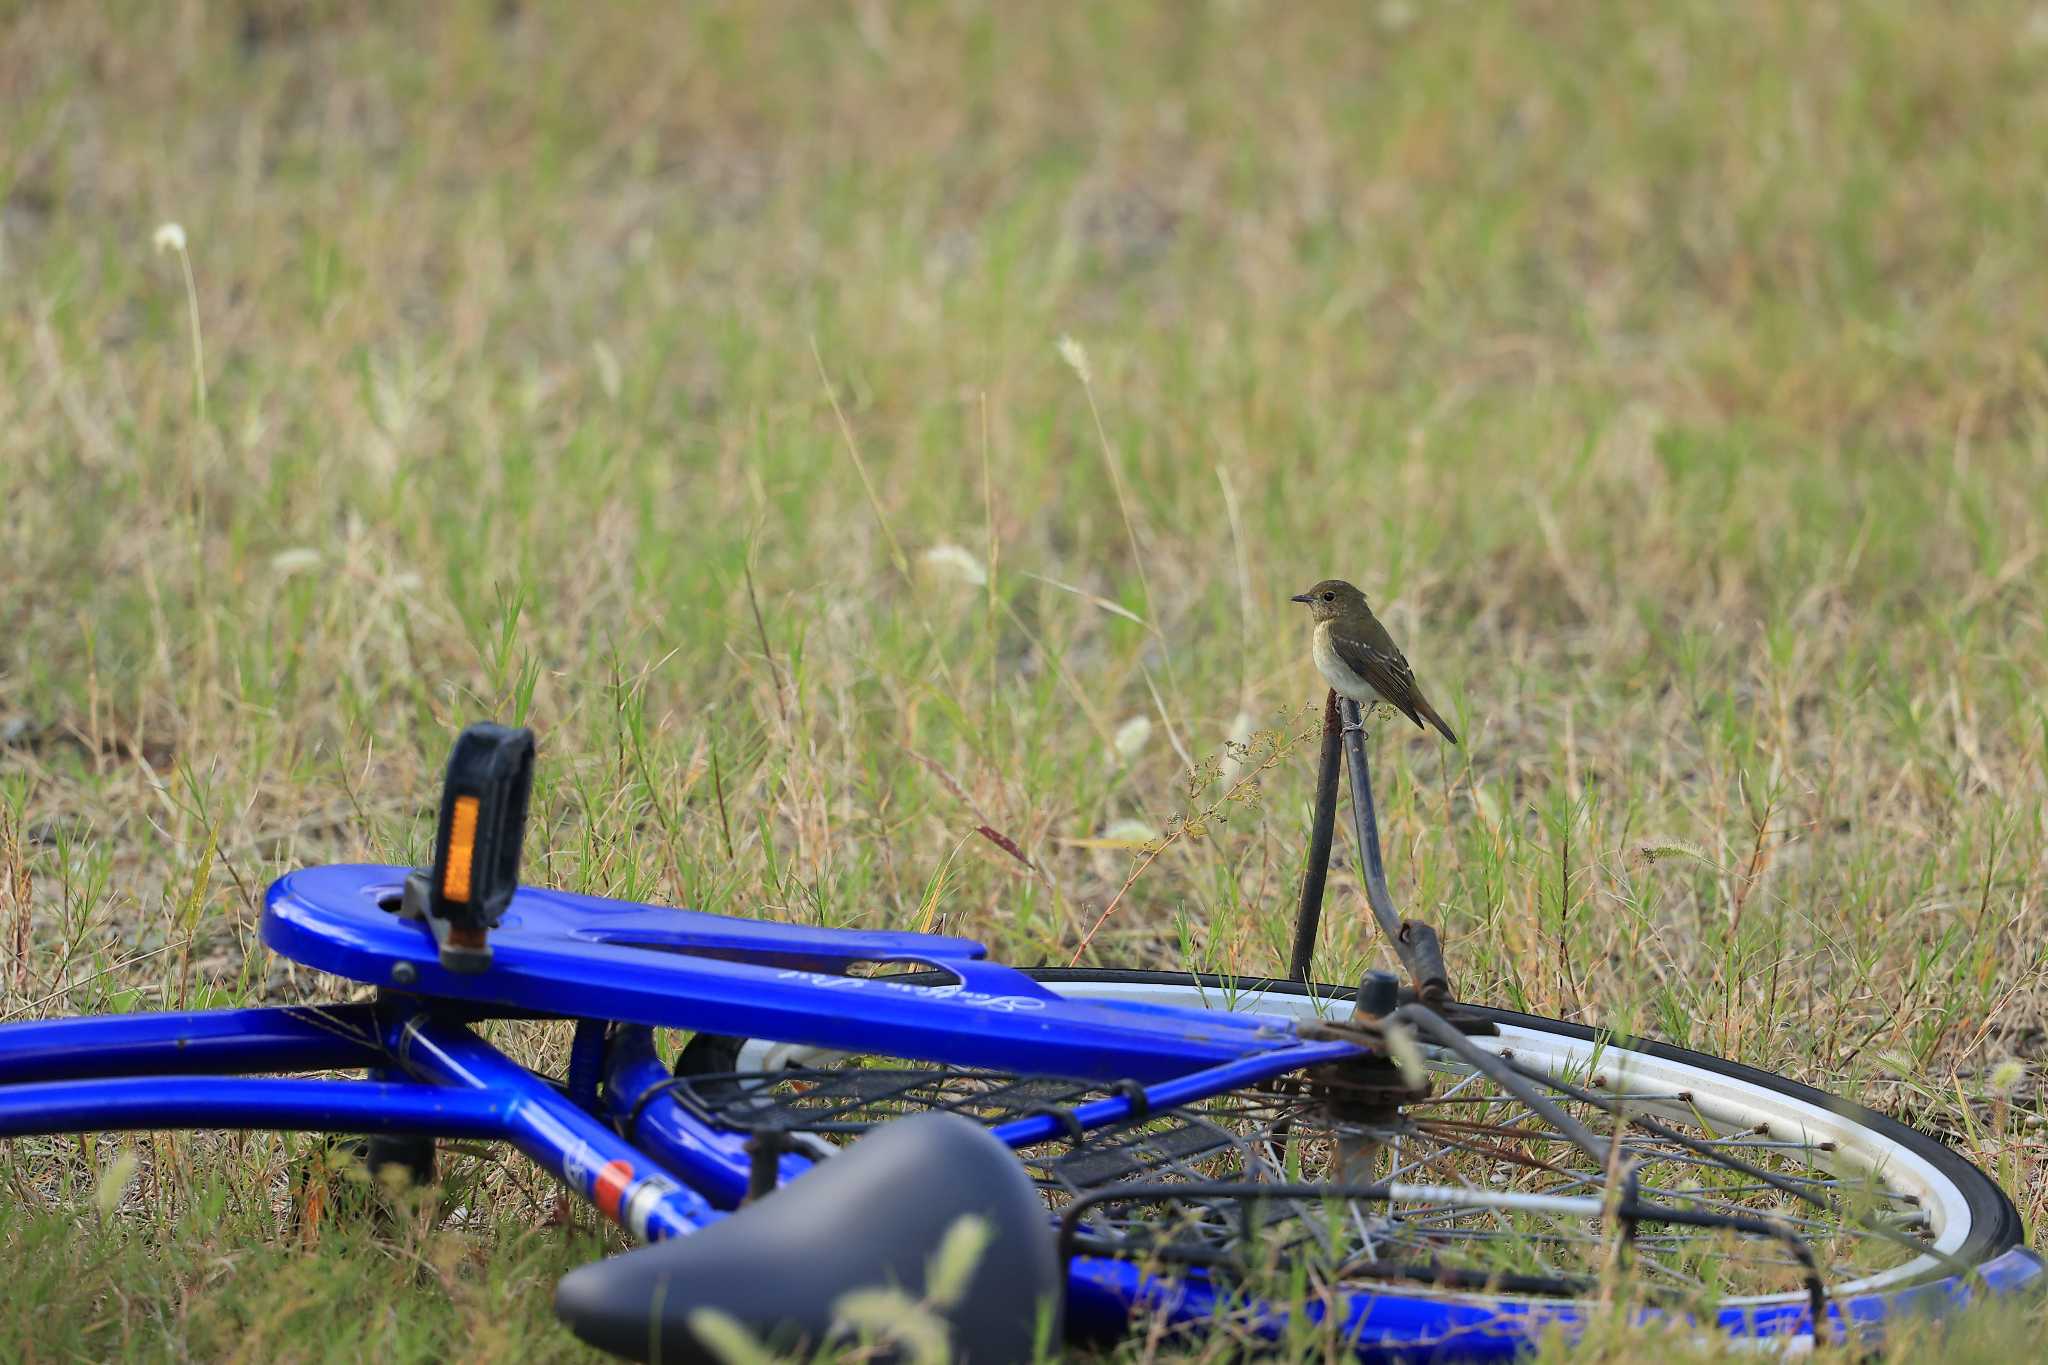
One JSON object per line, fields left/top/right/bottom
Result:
{"left": 2, "top": 722, "right": 2037, "bottom": 1361}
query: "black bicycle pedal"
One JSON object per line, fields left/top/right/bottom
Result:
{"left": 399, "top": 722, "right": 535, "bottom": 974}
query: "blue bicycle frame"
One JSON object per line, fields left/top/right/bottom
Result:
{"left": 2, "top": 862, "right": 2040, "bottom": 1360}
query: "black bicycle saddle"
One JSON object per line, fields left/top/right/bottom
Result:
{"left": 554, "top": 1109, "right": 1062, "bottom": 1363}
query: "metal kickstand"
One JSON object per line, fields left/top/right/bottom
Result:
{"left": 1288, "top": 690, "right": 1453, "bottom": 1008}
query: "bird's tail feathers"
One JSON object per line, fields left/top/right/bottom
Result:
{"left": 1415, "top": 696, "right": 1459, "bottom": 745}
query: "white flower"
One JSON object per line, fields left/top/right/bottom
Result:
{"left": 1112, "top": 715, "right": 1152, "bottom": 762}
{"left": 918, "top": 543, "right": 987, "bottom": 586}
{"left": 591, "top": 339, "right": 622, "bottom": 401}
{"left": 1055, "top": 334, "right": 1091, "bottom": 385}
{"left": 1101, "top": 818, "right": 1157, "bottom": 845}
{"left": 95, "top": 1149, "right": 141, "bottom": 1220}
{"left": 1216, "top": 709, "right": 1257, "bottom": 787}
{"left": 270, "top": 547, "right": 322, "bottom": 576}
{"left": 153, "top": 222, "right": 187, "bottom": 254}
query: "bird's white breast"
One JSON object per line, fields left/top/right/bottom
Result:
{"left": 1311, "top": 622, "right": 1380, "bottom": 703}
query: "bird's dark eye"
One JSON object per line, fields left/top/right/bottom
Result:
{"left": 1321, "top": 591, "right": 1335, "bottom": 602}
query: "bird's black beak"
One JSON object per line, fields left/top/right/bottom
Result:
{"left": 1290, "top": 593, "right": 1313, "bottom": 605}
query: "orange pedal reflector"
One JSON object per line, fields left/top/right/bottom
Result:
{"left": 442, "top": 795, "right": 480, "bottom": 902}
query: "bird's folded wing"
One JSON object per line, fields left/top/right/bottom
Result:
{"left": 1329, "top": 629, "right": 1426, "bottom": 728}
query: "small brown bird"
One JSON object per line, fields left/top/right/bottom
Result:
{"left": 1292, "top": 579, "right": 1459, "bottom": 744}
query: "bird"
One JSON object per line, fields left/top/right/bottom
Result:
{"left": 1291, "top": 578, "right": 1459, "bottom": 744}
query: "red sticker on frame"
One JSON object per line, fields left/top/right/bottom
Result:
{"left": 593, "top": 1159, "right": 634, "bottom": 1219}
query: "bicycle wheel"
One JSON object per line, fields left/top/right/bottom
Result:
{"left": 659, "top": 968, "right": 2036, "bottom": 1357}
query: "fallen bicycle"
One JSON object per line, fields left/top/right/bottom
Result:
{"left": 2, "top": 716, "right": 2036, "bottom": 1360}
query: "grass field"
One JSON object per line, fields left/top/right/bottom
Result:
{"left": 4, "top": 1, "right": 2046, "bottom": 1359}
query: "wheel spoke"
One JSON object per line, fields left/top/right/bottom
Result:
{"left": 676, "top": 1017, "right": 1954, "bottom": 1309}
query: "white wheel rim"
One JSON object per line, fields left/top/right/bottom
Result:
{"left": 1036, "top": 977, "right": 1972, "bottom": 1302}
{"left": 725, "top": 975, "right": 1973, "bottom": 1305}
